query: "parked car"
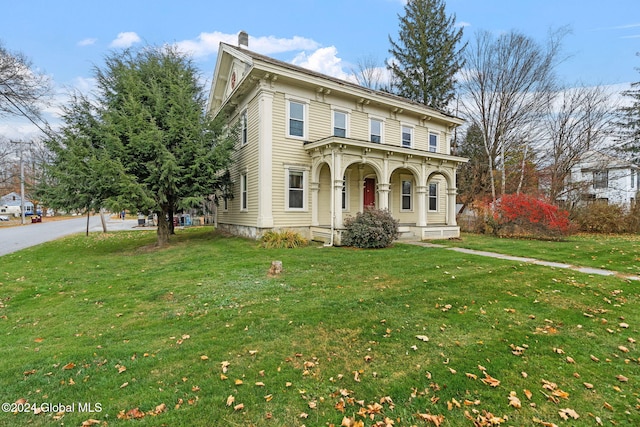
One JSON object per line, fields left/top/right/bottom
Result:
{"left": 0, "top": 215, "right": 9, "bottom": 221}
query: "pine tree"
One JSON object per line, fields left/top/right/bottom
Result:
{"left": 387, "top": 0, "right": 465, "bottom": 111}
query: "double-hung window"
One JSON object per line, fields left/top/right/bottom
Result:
{"left": 285, "top": 166, "right": 308, "bottom": 210}
{"left": 429, "top": 133, "right": 438, "bottom": 153}
{"left": 370, "top": 118, "right": 383, "bottom": 143}
{"left": 401, "top": 125, "right": 413, "bottom": 148}
{"left": 240, "top": 110, "right": 248, "bottom": 145}
{"left": 428, "top": 183, "right": 438, "bottom": 211}
{"left": 401, "top": 178, "right": 412, "bottom": 211}
{"left": 288, "top": 100, "right": 305, "bottom": 138}
{"left": 333, "top": 110, "right": 347, "bottom": 137}
{"left": 240, "top": 173, "right": 248, "bottom": 211}
{"left": 593, "top": 170, "right": 608, "bottom": 189}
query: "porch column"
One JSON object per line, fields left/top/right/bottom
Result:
{"left": 377, "top": 182, "right": 390, "bottom": 211}
{"left": 257, "top": 88, "right": 274, "bottom": 228}
{"left": 311, "top": 181, "right": 320, "bottom": 226}
{"left": 447, "top": 187, "right": 457, "bottom": 225}
{"left": 416, "top": 185, "right": 427, "bottom": 226}
{"left": 332, "top": 151, "right": 344, "bottom": 229}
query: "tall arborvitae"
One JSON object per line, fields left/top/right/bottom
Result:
{"left": 387, "top": 0, "right": 465, "bottom": 111}
{"left": 618, "top": 57, "right": 640, "bottom": 158}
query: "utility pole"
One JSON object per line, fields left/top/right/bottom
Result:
{"left": 10, "top": 140, "right": 26, "bottom": 225}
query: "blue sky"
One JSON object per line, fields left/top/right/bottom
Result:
{"left": 2, "top": 0, "right": 639, "bottom": 139}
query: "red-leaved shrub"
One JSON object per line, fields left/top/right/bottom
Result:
{"left": 487, "top": 194, "right": 572, "bottom": 239}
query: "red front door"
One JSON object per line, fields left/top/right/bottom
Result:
{"left": 364, "top": 178, "right": 376, "bottom": 208}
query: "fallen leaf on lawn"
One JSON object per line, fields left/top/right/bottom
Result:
{"left": 552, "top": 389, "right": 570, "bottom": 400}
{"left": 200, "top": 355, "right": 208, "bottom": 361}
{"left": 603, "top": 402, "right": 613, "bottom": 411}
{"left": 299, "top": 412, "right": 309, "bottom": 418}
{"left": 264, "top": 394, "right": 273, "bottom": 402}
{"left": 117, "top": 365, "right": 126, "bottom": 373}
{"left": 62, "top": 362, "right": 75, "bottom": 370}
{"left": 521, "top": 371, "right": 528, "bottom": 378}
{"left": 416, "top": 335, "right": 430, "bottom": 342}
{"left": 465, "top": 373, "right": 477, "bottom": 380}
{"left": 255, "top": 381, "right": 265, "bottom": 387}
{"left": 23, "top": 369, "right": 36, "bottom": 376}
{"left": 558, "top": 408, "right": 579, "bottom": 420}
{"left": 508, "top": 391, "right": 521, "bottom": 408}
{"left": 628, "top": 337, "right": 636, "bottom": 343}
{"left": 553, "top": 347, "right": 565, "bottom": 354}
{"left": 153, "top": 403, "right": 166, "bottom": 414}
{"left": 417, "top": 413, "right": 445, "bottom": 426}
{"left": 583, "top": 382, "right": 594, "bottom": 389}
{"left": 34, "top": 337, "right": 44, "bottom": 343}
{"left": 120, "top": 382, "right": 128, "bottom": 388}
{"left": 618, "top": 346, "right": 629, "bottom": 353}
{"left": 220, "top": 374, "right": 228, "bottom": 380}
{"left": 481, "top": 372, "right": 501, "bottom": 387}
{"left": 524, "top": 389, "right": 533, "bottom": 400}
{"left": 448, "top": 367, "right": 457, "bottom": 374}
{"left": 619, "top": 322, "right": 629, "bottom": 328}
{"left": 616, "top": 375, "right": 628, "bottom": 382}
{"left": 532, "top": 417, "right": 559, "bottom": 427}
{"left": 566, "top": 356, "right": 575, "bottom": 364}
{"left": 233, "top": 403, "right": 244, "bottom": 411}
{"left": 590, "top": 355, "right": 600, "bottom": 362}
{"left": 226, "top": 395, "right": 235, "bottom": 406}
{"left": 234, "top": 379, "right": 243, "bottom": 385}
{"left": 248, "top": 350, "right": 258, "bottom": 355}
{"left": 81, "top": 419, "right": 101, "bottom": 426}
{"left": 220, "top": 361, "right": 230, "bottom": 373}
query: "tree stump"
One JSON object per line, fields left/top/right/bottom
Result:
{"left": 268, "top": 260, "right": 283, "bottom": 276}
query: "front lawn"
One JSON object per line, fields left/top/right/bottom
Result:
{"left": 0, "top": 228, "right": 638, "bottom": 426}
{"left": 435, "top": 233, "right": 640, "bottom": 277}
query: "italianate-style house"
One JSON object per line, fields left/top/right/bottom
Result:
{"left": 208, "top": 33, "right": 467, "bottom": 245}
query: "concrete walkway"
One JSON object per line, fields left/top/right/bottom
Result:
{"left": 403, "top": 241, "right": 640, "bottom": 281}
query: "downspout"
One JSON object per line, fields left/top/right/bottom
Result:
{"left": 324, "top": 148, "right": 335, "bottom": 247}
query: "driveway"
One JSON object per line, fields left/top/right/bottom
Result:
{"left": 0, "top": 215, "right": 139, "bottom": 257}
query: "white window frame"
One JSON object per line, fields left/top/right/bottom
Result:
{"left": 400, "top": 175, "right": 413, "bottom": 211}
{"left": 240, "top": 109, "right": 248, "bottom": 146}
{"left": 332, "top": 109, "right": 349, "bottom": 138}
{"left": 429, "top": 132, "right": 439, "bottom": 153}
{"left": 285, "top": 165, "right": 309, "bottom": 211}
{"left": 286, "top": 97, "right": 308, "bottom": 139}
{"left": 593, "top": 170, "right": 608, "bottom": 189}
{"left": 631, "top": 169, "right": 636, "bottom": 189}
{"left": 428, "top": 183, "right": 438, "bottom": 211}
{"left": 370, "top": 117, "right": 384, "bottom": 143}
{"left": 401, "top": 125, "right": 413, "bottom": 148}
{"left": 342, "top": 171, "right": 351, "bottom": 211}
{"left": 240, "top": 173, "right": 248, "bottom": 211}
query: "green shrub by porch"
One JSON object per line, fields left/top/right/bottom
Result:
{"left": 342, "top": 207, "right": 399, "bottom": 248}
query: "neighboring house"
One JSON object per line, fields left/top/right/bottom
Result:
{"left": 563, "top": 150, "right": 639, "bottom": 208}
{"left": 207, "top": 33, "right": 467, "bottom": 245}
{"left": 0, "top": 192, "right": 34, "bottom": 216}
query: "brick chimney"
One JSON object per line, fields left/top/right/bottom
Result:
{"left": 238, "top": 31, "right": 249, "bottom": 48}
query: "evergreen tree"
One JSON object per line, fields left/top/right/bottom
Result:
{"left": 39, "top": 45, "right": 235, "bottom": 246}
{"left": 387, "top": 0, "right": 465, "bottom": 110}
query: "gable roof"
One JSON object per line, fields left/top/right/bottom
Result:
{"left": 577, "top": 150, "right": 639, "bottom": 171}
{"left": 208, "top": 43, "right": 464, "bottom": 128}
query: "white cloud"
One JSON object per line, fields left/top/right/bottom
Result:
{"left": 110, "top": 32, "right": 141, "bottom": 48}
{"left": 457, "top": 21, "right": 471, "bottom": 28}
{"left": 77, "top": 38, "right": 97, "bottom": 47}
{"left": 291, "top": 46, "right": 350, "bottom": 80}
{"left": 173, "top": 31, "right": 321, "bottom": 59}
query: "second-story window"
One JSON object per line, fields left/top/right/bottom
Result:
{"left": 240, "top": 110, "right": 248, "bottom": 145}
{"left": 402, "top": 125, "right": 413, "bottom": 148}
{"left": 429, "top": 133, "right": 438, "bottom": 152}
{"left": 288, "top": 100, "right": 305, "bottom": 138}
{"left": 370, "top": 118, "right": 382, "bottom": 143}
{"left": 334, "top": 111, "right": 347, "bottom": 137}
{"left": 593, "top": 170, "right": 608, "bottom": 189}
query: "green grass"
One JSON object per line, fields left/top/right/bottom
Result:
{"left": 0, "top": 228, "right": 638, "bottom": 426}
{"left": 435, "top": 233, "right": 640, "bottom": 276}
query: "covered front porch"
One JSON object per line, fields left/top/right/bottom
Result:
{"left": 304, "top": 137, "right": 467, "bottom": 245}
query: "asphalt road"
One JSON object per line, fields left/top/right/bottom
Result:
{"left": 0, "top": 216, "right": 140, "bottom": 257}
